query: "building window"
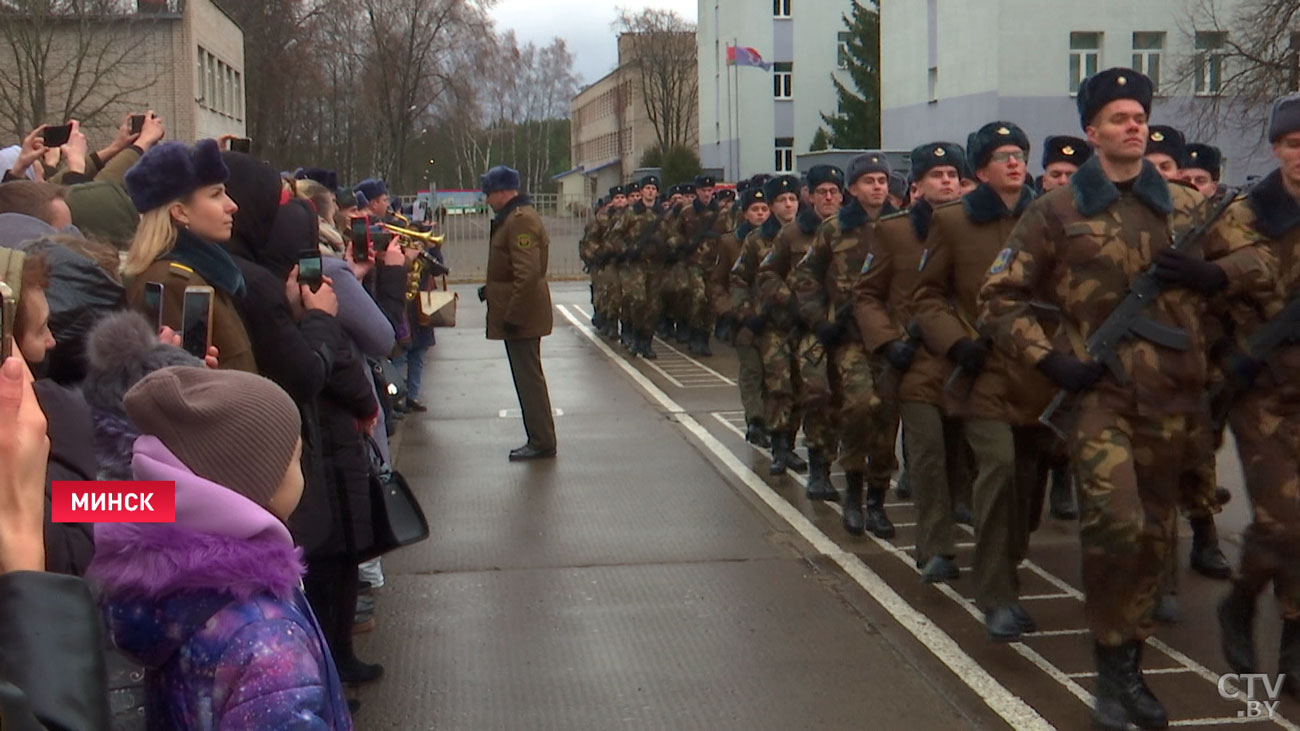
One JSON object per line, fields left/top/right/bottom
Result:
{"left": 773, "top": 62, "right": 793, "bottom": 99}
{"left": 1069, "top": 32, "right": 1101, "bottom": 94}
{"left": 773, "top": 0, "right": 790, "bottom": 18}
{"left": 1131, "top": 32, "right": 1163, "bottom": 92}
{"left": 1195, "top": 31, "right": 1228, "bottom": 95}
{"left": 195, "top": 48, "right": 205, "bottom": 103}
{"left": 1290, "top": 32, "right": 1300, "bottom": 91}
{"left": 775, "top": 137, "right": 794, "bottom": 172}
{"left": 206, "top": 53, "right": 215, "bottom": 109}
{"left": 927, "top": 66, "right": 937, "bottom": 102}
{"left": 234, "top": 72, "right": 243, "bottom": 119}
{"left": 837, "top": 31, "right": 852, "bottom": 68}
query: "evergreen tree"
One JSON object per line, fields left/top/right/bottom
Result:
{"left": 820, "top": 1, "right": 880, "bottom": 149}
{"left": 809, "top": 127, "right": 831, "bottom": 152}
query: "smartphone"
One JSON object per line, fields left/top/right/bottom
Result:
{"left": 142, "top": 281, "right": 165, "bottom": 331}
{"left": 0, "top": 282, "right": 14, "bottom": 360}
{"left": 42, "top": 124, "right": 72, "bottom": 147}
{"left": 181, "top": 286, "right": 214, "bottom": 359}
{"left": 228, "top": 137, "right": 252, "bottom": 153}
{"left": 350, "top": 216, "right": 371, "bottom": 262}
{"left": 297, "top": 250, "right": 323, "bottom": 293}
{"left": 129, "top": 114, "right": 146, "bottom": 135}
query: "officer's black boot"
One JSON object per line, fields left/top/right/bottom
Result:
{"left": 1048, "top": 462, "right": 1078, "bottom": 520}
{"left": 1092, "top": 641, "right": 1168, "bottom": 730}
{"left": 842, "top": 471, "right": 866, "bottom": 536}
{"left": 693, "top": 328, "right": 713, "bottom": 357}
{"left": 769, "top": 432, "right": 794, "bottom": 476}
{"left": 1218, "top": 584, "right": 1258, "bottom": 674}
{"left": 745, "top": 418, "right": 771, "bottom": 448}
{"left": 1280, "top": 619, "right": 1300, "bottom": 697}
{"left": 804, "top": 449, "right": 838, "bottom": 502}
{"left": 1189, "top": 515, "right": 1232, "bottom": 579}
{"left": 864, "top": 484, "right": 896, "bottom": 539}
{"left": 638, "top": 334, "right": 658, "bottom": 360}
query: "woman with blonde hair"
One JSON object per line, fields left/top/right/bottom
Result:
{"left": 296, "top": 178, "right": 346, "bottom": 257}
{"left": 122, "top": 139, "right": 256, "bottom": 372}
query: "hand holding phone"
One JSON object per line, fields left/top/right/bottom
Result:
{"left": 129, "top": 115, "right": 146, "bottom": 135}
{"left": 41, "top": 123, "right": 72, "bottom": 148}
{"left": 142, "top": 281, "right": 165, "bottom": 332}
{"left": 297, "top": 249, "right": 323, "bottom": 293}
{"left": 349, "top": 217, "right": 372, "bottom": 263}
{"left": 0, "top": 282, "right": 14, "bottom": 361}
{"left": 181, "top": 286, "right": 215, "bottom": 359}
{"left": 228, "top": 137, "right": 252, "bottom": 153}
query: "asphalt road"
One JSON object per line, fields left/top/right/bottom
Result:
{"left": 354, "top": 281, "right": 1298, "bottom": 730}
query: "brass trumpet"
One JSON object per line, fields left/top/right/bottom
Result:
{"left": 380, "top": 222, "right": 445, "bottom": 249}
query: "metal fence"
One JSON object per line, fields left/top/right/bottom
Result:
{"left": 436, "top": 194, "right": 593, "bottom": 282}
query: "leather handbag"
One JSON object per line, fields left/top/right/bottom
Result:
{"left": 361, "top": 437, "right": 430, "bottom": 560}
{"left": 418, "top": 275, "right": 458, "bottom": 327}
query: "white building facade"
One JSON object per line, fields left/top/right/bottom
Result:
{"left": 697, "top": 0, "right": 859, "bottom": 181}
{"left": 881, "top": 0, "right": 1274, "bottom": 184}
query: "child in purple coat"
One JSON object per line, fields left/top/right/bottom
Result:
{"left": 87, "top": 367, "right": 352, "bottom": 730}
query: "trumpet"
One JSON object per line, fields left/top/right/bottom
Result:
{"left": 380, "top": 222, "right": 445, "bottom": 249}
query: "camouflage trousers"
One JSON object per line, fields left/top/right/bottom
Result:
{"left": 1070, "top": 400, "right": 1197, "bottom": 646}
{"left": 798, "top": 336, "right": 898, "bottom": 481}
{"left": 757, "top": 329, "right": 800, "bottom": 434}
{"left": 1161, "top": 412, "right": 1222, "bottom": 594}
{"left": 620, "top": 262, "right": 664, "bottom": 336}
{"left": 592, "top": 265, "right": 621, "bottom": 323}
{"left": 1228, "top": 390, "right": 1300, "bottom": 619}
{"left": 617, "top": 263, "right": 636, "bottom": 325}
{"left": 661, "top": 261, "right": 690, "bottom": 321}
{"left": 684, "top": 266, "right": 711, "bottom": 331}
{"left": 735, "top": 342, "right": 764, "bottom": 425}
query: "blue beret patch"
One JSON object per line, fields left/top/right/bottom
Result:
{"left": 989, "top": 247, "right": 1015, "bottom": 274}
{"left": 918, "top": 248, "right": 931, "bottom": 272}
{"left": 860, "top": 252, "right": 875, "bottom": 274}
{"left": 761, "top": 250, "right": 776, "bottom": 268}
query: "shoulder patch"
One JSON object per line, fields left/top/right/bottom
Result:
{"left": 168, "top": 262, "right": 194, "bottom": 278}
{"left": 860, "top": 252, "right": 875, "bottom": 274}
{"left": 917, "top": 249, "right": 931, "bottom": 272}
{"left": 798, "top": 246, "right": 817, "bottom": 267}
{"left": 989, "top": 247, "right": 1015, "bottom": 275}
{"left": 516, "top": 233, "right": 533, "bottom": 249}
{"left": 760, "top": 250, "right": 776, "bottom": 268}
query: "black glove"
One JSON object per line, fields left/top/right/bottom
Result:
{"left": 1152, "top": 249, "right": 1228, "bottom": 295}
{"left": 665, "top": 251, "right": 680, "bottom": 265}
{"left": 947, "top": 337, "right": 990, "bottom": 373}
{"left": 814, "top": 320, "right": 844, "bottom": 347}
{"left": 743, "top": 314, "right": 767, "bottom": 335}
{"left": 880, "top": 339, "right": 917, "bottom": 371}
{"left": 1036, "top": 351, "right": 1107, "bottom": 392}
{"left": 477, "top": 285, "right": 487, "bottom": 302}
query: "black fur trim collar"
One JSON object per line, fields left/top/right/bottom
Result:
{"left": 693, "top": 198, "right": 717, "bottom": 215}
{"left": 1247, "top": 169, "right": 1300, "bottom": 239}
{"left": 1070, "top": 156, "right": 1171, "bottom": 217}
{"left": 962, "top": 183, "right": 1035, "bottom": 223}
{"left": 838, "top": 198, "right": 867, "bottom": 231}
{"left": 796, "top": 208, "right": 823, "bottom": 235}
{"left": 909, "top": 199, "right": 934, "bottom": 241}
{"left": 760, "top": 216, "right": 783, "bottom": 239}
{"left": 736, "top": 221, "right": 756, "bottom": 240}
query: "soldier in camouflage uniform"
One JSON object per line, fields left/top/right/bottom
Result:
{"left": 979, "top": 68, "right": 1273, "bottom": 731}
{"left": 610, "top": 176, "right": 664, "bottom": 359}
{"left": 587, "top": 186, "right": 629, "bottom": 338}
{"left": 611, "top": 181, "right": 641, "bottom": 349}
{"left": 1182, "top": 143, "right": 1223, "bottom": 200}
{"left": 580, "top": 196, "right": 608, "bottom": 328}
{"left": 854, "top": 143, "right": 967, "bottom": 582}
{"left": 914, "top": 122, "right": 1060, "bottom": 641}
{"left": 668, "top": 175, "right": 730, "bottom": 356}
{"left": 716, "top": 188, "right": 772, "bottom": 446}
{"left": 756, "top": 166, "right": 845, "bottom": 497}
{"left": 790, "top": 164, "right": 898, "bottom": 538}
{"left": 659, "top": 184, "right": 690, "bottom": 342}
{"left": 739, "top": 175, "right": 809, "bottom": 477}
{"left": 1214, "top": 95, "right": 1300, "bottom": 695}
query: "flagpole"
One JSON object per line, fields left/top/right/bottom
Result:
{"left": 725, "top": 42, "right": 733, "bottom": 181}
{"left": 734, "top": 37, "right": 741, "bottom": 178}
{"left": 714, "top": 1, "right": 722, "bottom": 180}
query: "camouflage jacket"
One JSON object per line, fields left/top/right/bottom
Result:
{"left": 669, "top": 198, "right": 729, "bottom": 268}
{"left": 979, "top": 157, "right": 1274, "bottom": 416}
{"left": 730, "top": 216, "right": 784, "bottom": 320}
{"left": 609, "top": 201, "right": 666, "bottom": 264}
{"left": 852, "top": 200, "right": 947, "bottom": 406}
{"left": 790, "top": 198, "right": 879, "bottom": 338}
{"left": 755, "top": 209, "right": 830, "bottom": 331}
{"left": 710, "top": 223, "right": 754, "bottom": 318}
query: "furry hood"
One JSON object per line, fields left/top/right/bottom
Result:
{"left": 1247, "top": 168, "right": 1300, "bottom": 240}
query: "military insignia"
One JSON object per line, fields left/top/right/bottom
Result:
{"left": 1190, "top": 150, "right": 1199, "bottom": 159}
{"left": 989, "top": 247, "right": 1015, "bottom": 274}
{"left": 997, "top": 126, "right": 1010, "bottom": 135}
{"left": 1151, "top": 131, "right": 1165, "bottom": 142}
{"left": 934, "top": 148, "right": 946, "bottom": 157}
{"left": 761, "top": 250, "right": 776, "bottom": 268}
{"left": 798, "top": 247, "right": 817, "bottom": 266}
{"left": 1117, "top": 75, "right": 1128, "bottom": 86}
{"left": 168, "top": 262, "right": 194, "bottom": 279}
{"left": 918, "top": 248, "right": 931, "bottom": 271}
{"left": 860, "top": 252, "right": 875, "bottom": 274}
{"left": 871, "top": 156, "right": 879, "bottom": 163}
{"left": 1062, "top": 145, "right": 1075, "bottom": 156}
{"left": 517, "top": 233, "right": 533, "bottom": 249}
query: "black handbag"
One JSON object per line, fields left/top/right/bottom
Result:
{"left": 361, "top": 437, "right": 430, "bottom": 560}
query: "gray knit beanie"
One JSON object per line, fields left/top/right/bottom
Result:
{"left": 1269, "top": 92, "right": 1300, "bottom": 143}
{"left": 124, "top": 366, "right": 301, "bottom": 507}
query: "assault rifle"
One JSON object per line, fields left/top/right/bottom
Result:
{"left": 1039, "top": 185, "right": 1247, "bottom": 439}
{"left": 1209, "top": 295, "right": 1300, "bottom": 432}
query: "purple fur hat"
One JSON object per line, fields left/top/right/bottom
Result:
{"left": 124, "top": 139, "right": 229, "bottom": 214}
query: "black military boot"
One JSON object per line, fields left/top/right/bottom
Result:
{"left": 953, "top": 501, "right": 974, "bottom": 527}
{"left": 804, "top": 449, "right": 838, "bottom": 502}
{"left": 620, "top": 320, "right": 634, "bottom": 350}
{"left": 842, "top": 471, "right": 866, "bottom": 536}
{"left": 1153, "top": 593, "right": 1181, "bottom": 625}
{"left": 638, "top": 335, "right": 658, "bottom": 360}
{"left": 1092, "top": 641, "right": 1169, "bottom": 730}
{"left": 675, "top": 320, "right": 691, "bottom": 345}
{"left": 769, "top": 432, "right": 795, "bottom": 476}
{"left": 591, "top": 311, "right": 605, "bottom": 330}
{"left": 1281, "top": 619, "right": 1300, "bottom": 697}
{"left": 1218, "top": 585, "right": 1258, "bottom": 674}
{"left": 692, "top": 328, "right": 713, "bottom": 357}
{"left": 745, "top": 418, "right": 771, "bottom": 448}
{"left": 1048, "top": 463, "right": 1078, "bottom": 519}
{"left": 1189, "top": 516, "right": 1232, "bottom": 579}
{"left": 657, "top": 317, "right": 673, "bottom": 340}
{"left": 864, "top": 484, "right": 896, "bottom": 539}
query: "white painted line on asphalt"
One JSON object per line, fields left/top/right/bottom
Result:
{"left": 1065, "top": 667, "right": 1194, "bottom": 679}
{"left": 571, "top": 304, "right": 738, "bottom": 388}
{"left": 557, "top": 303, "right": 1054, "bottom": 730}
{"left": 1171, "top": 718, "right": 1284, "bottom": 727}
{"left": 1019, "top": 593, "right": 1076, "bottom": 601}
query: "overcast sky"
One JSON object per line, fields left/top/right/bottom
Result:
{"left": 488, "top": 0, "right": 699, "bottom": 86}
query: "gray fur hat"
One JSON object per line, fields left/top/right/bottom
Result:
{"left": 82, "top": 310, "right": 203, "bottom": 416}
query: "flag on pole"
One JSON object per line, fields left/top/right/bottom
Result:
{"left": 726, "top": 45, "right": 772, "bottom": 71}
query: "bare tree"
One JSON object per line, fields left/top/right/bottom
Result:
{"left": 0, "top": 0, "right": 169, "bottom": 138}
{"left": 613, "top": 8, "right": 698, "bottom": 151}
{"left": 1170, "top": 0, "right": 1300, "bottom": 144}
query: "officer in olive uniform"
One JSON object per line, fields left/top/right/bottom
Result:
{"left": 717, "top": 188, "right": 773, "bottom": 446}
{"left": 980, "top": 68, "right": 1272, "bottom": 730}
{"left": 481, "top": 165, "right": 557, "bottom": 461}
{"left": 854, "top": 142, "right": 967, "bottom": 581}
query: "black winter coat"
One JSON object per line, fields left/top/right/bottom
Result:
{"left": 319, "top": 337, "right": 379, "bottom": 558}
{"left": 32, "top": 380, "right": 96, "bottom": 576}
